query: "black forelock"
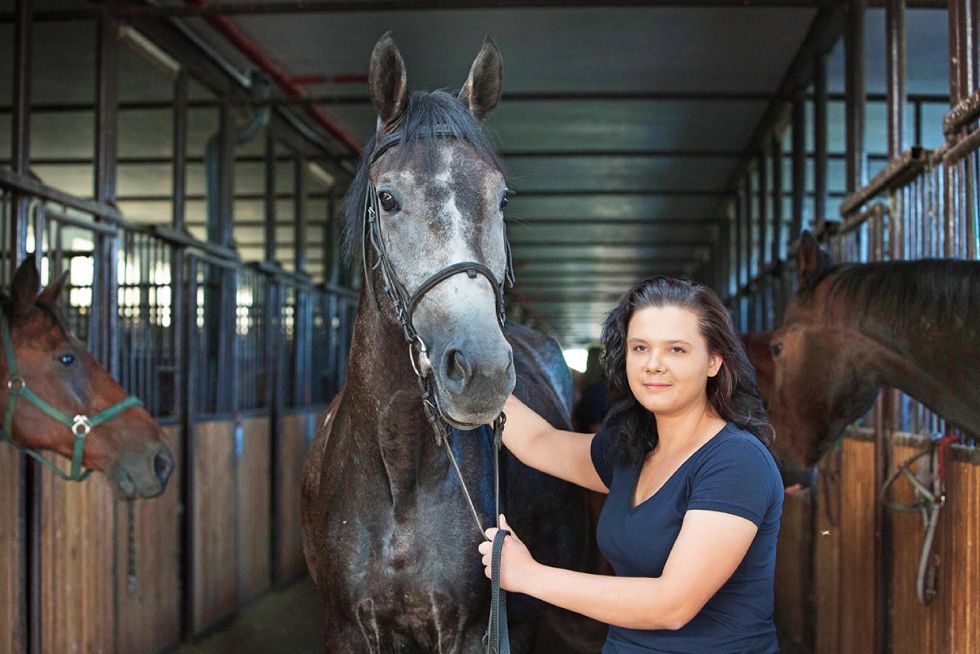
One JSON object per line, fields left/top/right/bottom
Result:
{"left": 340, "top": 90, "right": 503, "bottom": 263}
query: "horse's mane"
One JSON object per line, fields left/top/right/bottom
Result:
{"left": 803, "top": 258, "right": 980, "bottom": 335}
{"left": 341, "top": 90, "right": 503, "bottom": 263}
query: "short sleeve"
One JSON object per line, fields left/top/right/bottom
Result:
{"left": 687, "top": 437, "right": 777, "bottom": 527}
{"left": 589, "top": 427, "right": 614, "bottom": 488}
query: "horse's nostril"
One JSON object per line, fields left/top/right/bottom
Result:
{"left": 445, "top": 349, "right": 473, "bottom": 386}
{"left": 154, "top": 446, "right": 174, "bottom": 486}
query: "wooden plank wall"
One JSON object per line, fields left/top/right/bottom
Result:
{"left": 237, "top": 416, "right": 272, "bottom": 604}
{"left": 835, "top": 438, "right": 876, "bottom": 654}
{"left": 0, "top": 448, "right": 25, "bottom": 654}
{"left": 191, "top": 420, "right": 238, "bottom": 635}
{"left": 813, "top": 449, "right": 840, "bottom": 654}
{"left": 115, "top": 425, "right": 182, "bottom": 654}
{"left": 888, "top": 443, "right": 948, "bottom": 653}
{"left": 37, "top": 460, "right": 115, "bottom": 654}
{"left": 276, "top": 411, "right": 317, "bottom": 583}
{"left": 946, "top": 457, "right": 980, "bottom": 652}
{"left": 774, "top": 488, "right": 811, "bottom": 653}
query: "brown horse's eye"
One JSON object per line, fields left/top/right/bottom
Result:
{"left": 378, "top": 191, "right": 399, "bottom": 212}
{"left": 58, "top": 353, "right": 76, "bottom": 366}
{"left": 770, "top": 343, "right": 783, "bottom": 358}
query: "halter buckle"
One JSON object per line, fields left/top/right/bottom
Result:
{"left": 71, "top": 415, "right": 92, "bottom": 437}
{"left": 7, "top": 376, "right": 25, "bottom": 393}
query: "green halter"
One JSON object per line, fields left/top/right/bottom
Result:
{"left": 0, "top": 312, "right": 142, "bottom": 481}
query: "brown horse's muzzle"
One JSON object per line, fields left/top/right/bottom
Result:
{"left": 109, "top": 439, "right": 174, "bottom": 500}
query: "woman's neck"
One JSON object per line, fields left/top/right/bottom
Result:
{"left": 653, "top": 401, "right": 726, "bottom": 457}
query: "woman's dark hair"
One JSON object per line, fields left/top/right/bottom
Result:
{"left": 600, "top": 276, "right": 773, "bottom": 465}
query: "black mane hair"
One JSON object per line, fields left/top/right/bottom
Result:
{"left": 799, "top": 258, "right": 980, "bottom": 335}
{"left": 341, "top": 90, "right": 503, "bottom": 263}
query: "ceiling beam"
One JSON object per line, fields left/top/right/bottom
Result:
{"left": 6, "top": 0, "right": 946, "bottom": 22}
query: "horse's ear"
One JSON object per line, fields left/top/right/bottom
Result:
{"left": 796, "top": 230, "right": 835, "bottom": 288}
{"left": 458, "top": 37, "right": 502, "bottom": 120}
{"left": 37, "top": 270, "right": 68, "bottom": 306}
{"left": 11, "top": 258, "right": 40, "bottom": 314}
{"left": 369, "top": 31, "right": 408, "bottom": 130}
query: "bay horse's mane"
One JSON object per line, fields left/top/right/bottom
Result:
{"left": 341, "top": 89, "right": 504, "bottom": 262}
{"left": 801, "top": 258, "right": 980, "bottom": 334}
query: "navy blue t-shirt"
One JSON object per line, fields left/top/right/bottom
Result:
{"left": 590, "top": 423, "right": 783, "bottom": 654}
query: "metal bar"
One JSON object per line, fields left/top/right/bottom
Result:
{"left": 757, "top": 150, "right": 769, "bottom": 272}
{"left": 815, "top": 52, "right": 829, "bottom": 227}
{"left": 886, "top": 0, "right": 907, "bottom": 158}
{"left": 294, "top": 154, "right": 307, "bottom": 273}
{"left": 173, "top": 71, "right": 188, "bottom": 232}
{"left": 151, "top": 225, "right": 240, "bottom": 261}
{"left": 41, "top": 207, "right": 118, "bottom": 235}
{"left": 771, "top": 134, "right": 784, "bottom": 263}
{"left": 845, "top": 0, "right": 868, "bottom": 194}
{"left": 0, "top": 169, "right": 124, "bottom": 222}
{"left": 264, "top": 132, "right": 277, "bottom": 264}
{"left": 10, "top": 0, "right": 31, "bottom": 265}
{"left": 791, "top": 96, "right": 807, "bottom": 239}
{"left": 840, "top": 146, "right": 929, "bottom": 215}
{"left": 0, "top": 91, "right": 952, "bottom": 115}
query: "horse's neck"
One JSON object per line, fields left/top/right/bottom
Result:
{"left": 849, "top": 311, "right": 980, "bottom": 434}
{"left": 342, "top": 293, "right": 448, "bottom": 506}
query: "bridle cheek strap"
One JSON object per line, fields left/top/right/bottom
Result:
{"left": 0, "top": 313, "right": 142, "bottom": 481}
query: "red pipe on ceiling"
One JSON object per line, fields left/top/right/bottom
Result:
{"left": 187, "top": 0, "right": 363, "bottom": 156}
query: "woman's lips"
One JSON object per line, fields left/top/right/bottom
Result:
{"left": 642, "top": 382, "right": 672, "bottom": 391}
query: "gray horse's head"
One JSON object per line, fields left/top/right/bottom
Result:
{"left": 349, "top": 33, "right": 515, "bottom": 428}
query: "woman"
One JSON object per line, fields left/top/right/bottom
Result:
{"left": 478, "top": 277, "right": 782, "bottom": 653}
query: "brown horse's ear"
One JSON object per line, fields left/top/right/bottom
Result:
{"left": 369, "top": 31, "right": 408, "bottom": 131}
{"left": 796, "top": 230, "right": 834, "bottom": 288}
{"left": 37, "top": 270, "right": 69, "bottom": 306}
{"left": 10, "top": 258, "right": 40, "bottom": 314}
{"left": 458, "top": 37, "right": 503, "bottom": 120}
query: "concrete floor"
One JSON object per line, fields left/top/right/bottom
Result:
{"left": 174, "top": 578, "right": 324, "bottom": 654}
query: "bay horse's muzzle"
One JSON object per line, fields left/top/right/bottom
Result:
{"left": 110, "top": 439, "right": 174, "bottom": 500}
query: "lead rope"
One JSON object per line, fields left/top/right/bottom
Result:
{"left": 127, "top": 500, "right": 138, "bottom": 595}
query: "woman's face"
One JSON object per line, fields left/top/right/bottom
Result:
{"left": 625, "top": 305, "right": 723, "bottom": 418}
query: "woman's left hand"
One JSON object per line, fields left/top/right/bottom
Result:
{"left": 478, "top": 514, "right": 537, "bottom": 594}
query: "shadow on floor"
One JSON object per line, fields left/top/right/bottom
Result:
{"left": 174, "top": 577, "right": 324, "bottom": 654}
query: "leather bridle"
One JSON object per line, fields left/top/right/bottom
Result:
{"left": 360, "top": 126, "right": 515, "bottom": 653}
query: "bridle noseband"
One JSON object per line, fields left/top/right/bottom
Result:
{"left": 0, "top": 312, "right": 142, "bottom": 481}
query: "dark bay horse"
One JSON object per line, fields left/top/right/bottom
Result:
{"left": 301, "top": 34, "right": 592, "bottom": 652}
{"left": 769, "top": 231, "right": 980, "bottom": 467}
{"left": 1, "top": 258, "right": 173, "bottom": 499}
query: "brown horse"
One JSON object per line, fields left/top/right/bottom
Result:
{"left": 301, "top": 34, "right": 595, "bottom": 653}
{"left": 740, "top": 330, "right": 774, "bottom": 403}
{"left": 769, "top": 231, "right": 980, "bottom": 466}
{"left": 1, "top": 258, "right": 173, "bottom": 499}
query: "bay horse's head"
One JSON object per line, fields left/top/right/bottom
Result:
{"left": 1, "top": 259, "right": 174, "bottom": 499}
{"left": 350, "top": 33, "right": 514, "bottom": 427}
{"left": 768, "top": 232, "right": 880, "bottom": 466}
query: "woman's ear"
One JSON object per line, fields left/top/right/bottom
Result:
{"left": 707, "top": 354, "right": 723, "bottom": 378}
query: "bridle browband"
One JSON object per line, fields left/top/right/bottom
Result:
{"left": 0, "top": 311, "right": 142, "bottom": 481}
{"left": 361, "top": 126, "right": 514, "bottom": 653}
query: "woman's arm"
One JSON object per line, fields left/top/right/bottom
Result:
{"left": 480, "top": 511, "right": 758, "bottom": 630}
{"left": 502, "top": 395, "right": 607, "bottom": 493}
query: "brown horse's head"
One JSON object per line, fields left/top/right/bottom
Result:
{"left": 768, "top": 232, "right": 880, "bottom": 467}
{"left": 2, "top": 259, "right": 174, "bottom": 499}
{"left": 354, "top": 33, "right": 514, "bottom": 428}
{"left": 741, "top": 330, "right": 816, "bottom": 488}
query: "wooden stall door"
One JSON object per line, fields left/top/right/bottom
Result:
{"left": 276, "top": 411, "right": 318, "bottom": 584}
{"left": 37, "top": 464, "right": 115, "bottom": 653}
{"left": 191, "top": 420, "right": 237, "bottom": 635}
{"left": 0, "top": 449, "right": 25, "bottom": 654}
{"left": 774, "top": 488, "right": 812, "bottom": 653}
{"left": 813, "top": 449, "right": 841, "bottom": 654}
{"left": 237, "top": 416, "right": 272, "bottom": 604}
{"left": 946, "top": 459, "right": 980, "bottom": 652}
{"left": 115, "top": 425, "right": 182, "bottom": 654}
{"left": 837, "top": 438, "right": 876, "bottom": 654}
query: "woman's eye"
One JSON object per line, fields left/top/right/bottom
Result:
{"left": 670, "top": 347, "right": 686, "bottom": 354}
{"left": 58, "top": 353, "right": 75, "bottom": 366}
{"left": 770, "top": 343, "right": 783, "bottom": 358}
{"left": 378, "top": 191, "right": 399, "bottom": 212}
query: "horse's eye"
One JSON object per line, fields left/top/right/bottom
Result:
{"left": 499, "top": 195, "right": 509, "bottom": 210}
{"left": 378, "top": 191, "right": 399, "bottom": 212}
{"left": 770, "top": 343, "right": 783, "bottom": 358}
{"left": 58, "top": 353, "right": 75, "bottom": 366}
